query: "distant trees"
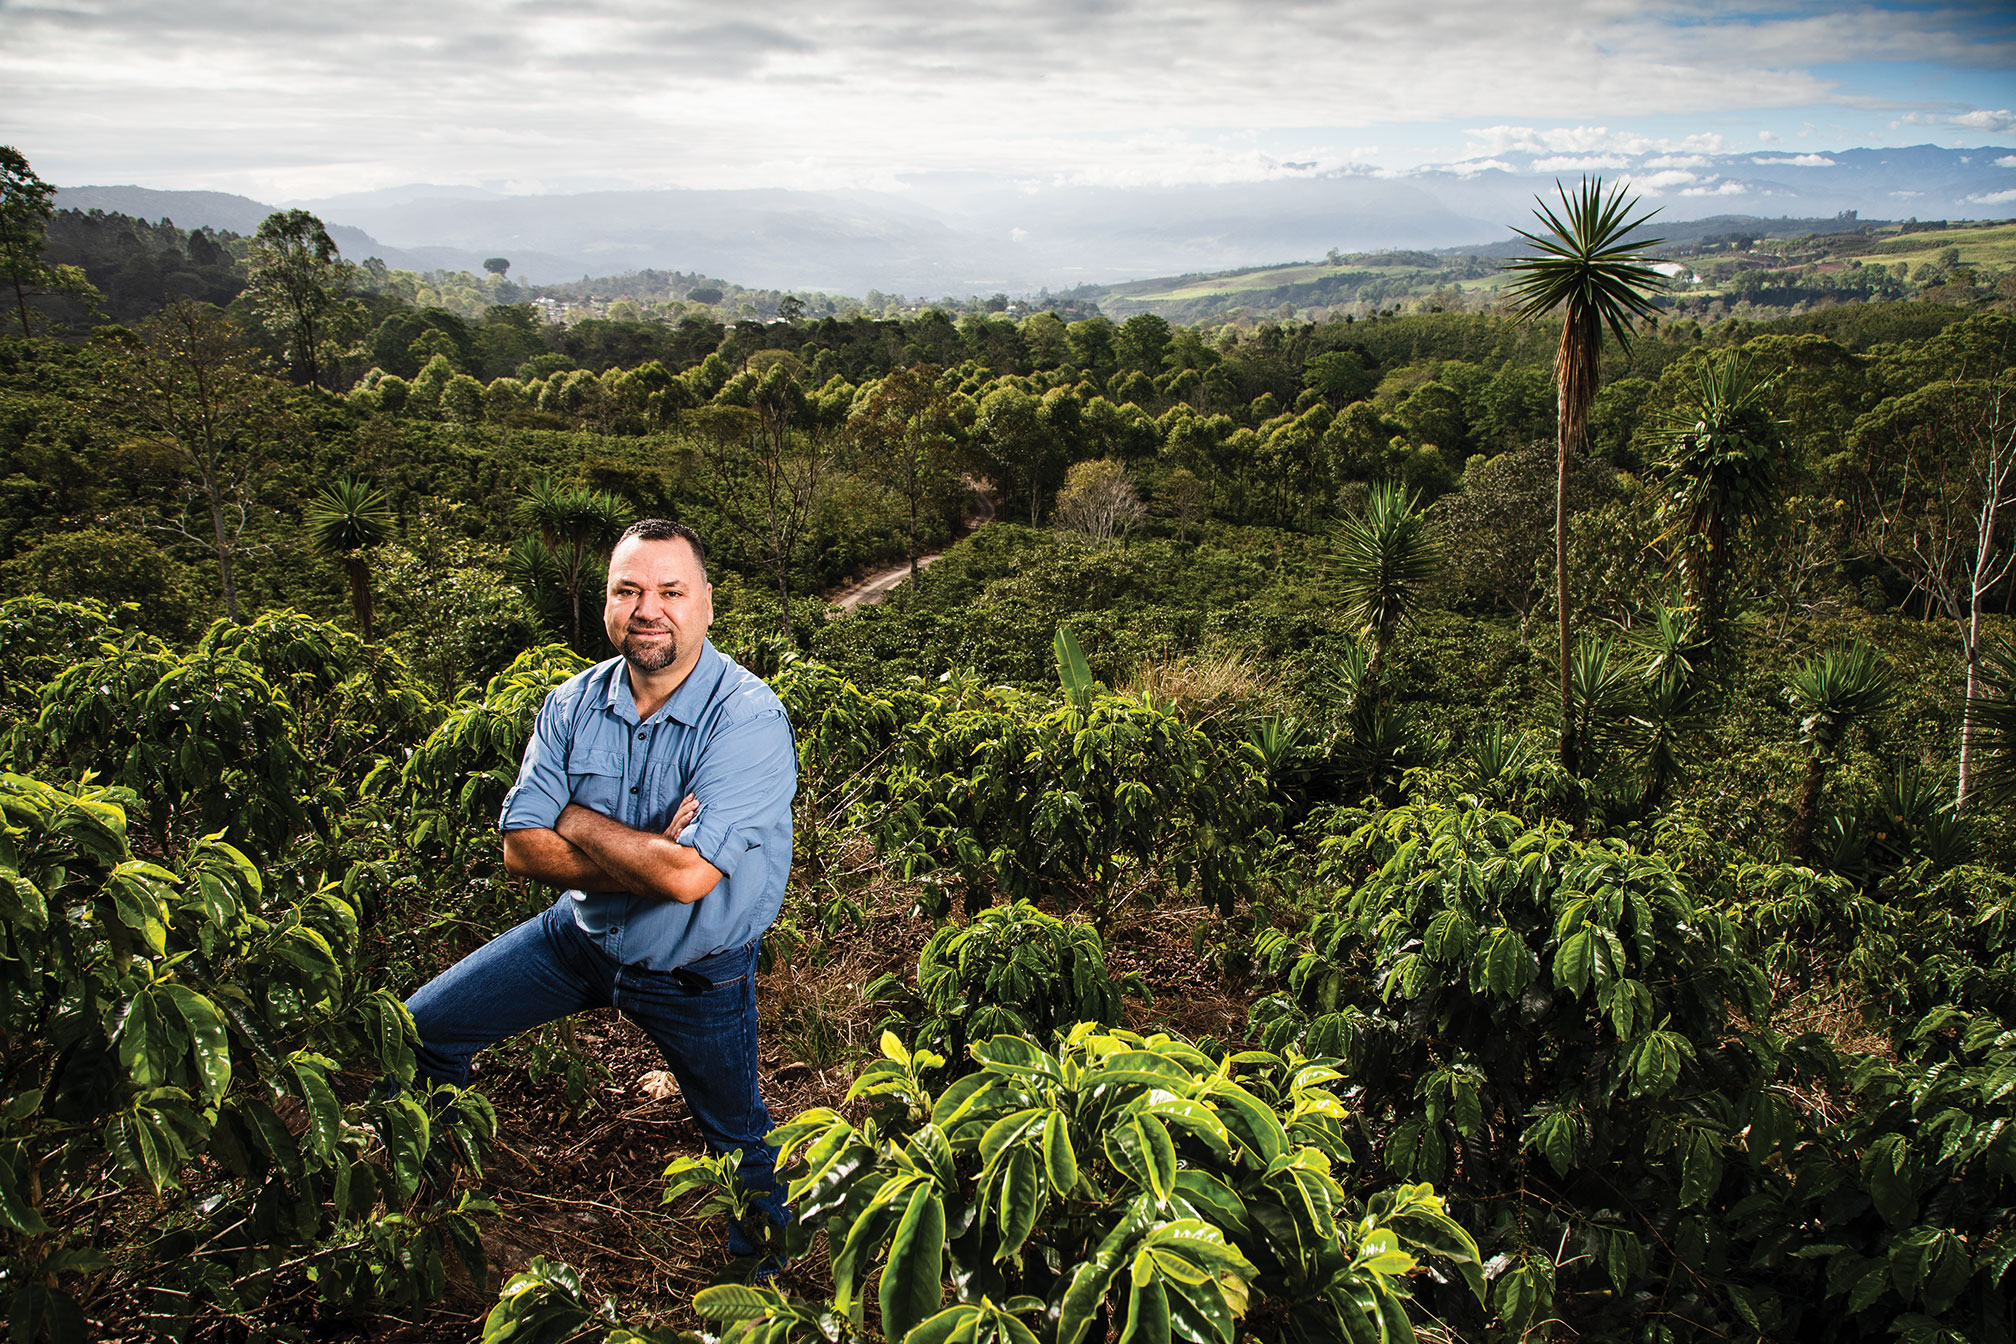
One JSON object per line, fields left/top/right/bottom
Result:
{"left": 246, "top": 210, "right": 356, "bottom": 389}
{"left": 848, "top": 365, "right": 960, "bottom": 578}
{"left": 690, "top": 366, "right": 831, "bottom": 641}
{"left": 1844, "top": 316, "right": 2016, "bottom": 808}
{"left": 972, "top": 385, "right": 1060, "bottom": 525}
{"left": 1054, "top": 458, "right": 1146, "bottom": 544}
{"left": 0, "top": 145, "right": 96, "bottom": 336}
{"left": 1505, "top": 178, "right": 1666, "bottom": 772}
{"left": 483, "top": 257, "right": 510, "bottom": 277}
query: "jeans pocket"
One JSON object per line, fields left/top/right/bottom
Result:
{"left": 681, "top": 940, "right": 758, "bottom": 989}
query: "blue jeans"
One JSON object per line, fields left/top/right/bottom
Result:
{"left": 404, "top": 900, "right": 786, "bottom": 1257}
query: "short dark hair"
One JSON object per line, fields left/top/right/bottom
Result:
{"left": 615, "top": 519, "right": 706, "bottom": 579}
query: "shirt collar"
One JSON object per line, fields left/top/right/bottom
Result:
{"left": 600, "top": 640, "right": 726, "bottom": 727}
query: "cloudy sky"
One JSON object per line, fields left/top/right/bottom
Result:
{"left": 3, "top": 0, "right": 2013, "bottom": 201}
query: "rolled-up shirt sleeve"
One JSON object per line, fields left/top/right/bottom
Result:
{"left": 498, "top": 687, "right": 577, "bottom": 832}
{"left": 679, "top": 706, "right": 796, "bottom": 880}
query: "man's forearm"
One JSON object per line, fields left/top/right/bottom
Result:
{"left": 554, "top": 804, "right": 723, "bottom": 904}
{"left": 502, "top": 827, "right": 622, "bottom": 889}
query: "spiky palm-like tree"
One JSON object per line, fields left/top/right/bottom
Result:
{"left": 1653, "top": 352, "right": 1787, "bottom": 636}
{"left": 1333, "top": 481, "right": 1443, "bottom": 698}
{"left": 1564, "top": 632, "right": 1635, "bottom": 780}
{"left": 1624, "top": 604, "right": 1712, "bottom": 814}
{"left": 1505, "top": 178, "right": 1667, "bottom": 773}
{"left": 305, "top": 475, "right": 395, "bottom": 640}
{"left": 1785, "top": 642, "right": 1894, "bottom": 860}
{"left": 514, "top": 478, "right": 628, "bottom": 653}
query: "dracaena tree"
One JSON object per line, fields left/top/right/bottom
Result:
{"left": 305, "top": 475, "right": 396, "bottom": 641}
{"left": 1504, "top": 178, "right": 1666, "bottom": 773}
{"left": 1333, "top": 482, "right": 1443, "bottom": 700}
{"left": 1785, "top": 642, "right": 1895, "bottom": 860}
{"left": 1652, "top": 352, "right": 1787, "bottom": 640}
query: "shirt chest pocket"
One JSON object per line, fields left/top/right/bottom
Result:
{"left": 565, "top": 747, "right": 628, "bottom": 817}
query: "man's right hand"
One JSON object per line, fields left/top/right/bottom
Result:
{"left": 667, "top": 792, "right": 700, "bottom": 839}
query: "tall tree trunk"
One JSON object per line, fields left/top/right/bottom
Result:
{"left": 1959, "top": 450, "right": 2012, "bottom": 811}
{"left": 207, "top": 488, "right": 240, "bottom": 624}
{"left": 1554, "top": 312, "right": 1598, "bottom": 775}
{"left": 775, "top": 555, "right": 795, "bottom": 643}
{"left": 1788, "top": 749, "right": 1829, "bottom": 860}
{"left": 346, "top": 556, "right": 374, "bottom": 641}
{"left": 1701, "top": 514, "right": 1726, "bottom": 637}
{"left": 908, "top": 492, "right": 920, "bottom": 580}
{"left": 12, "top": 274, "right": 30, "bottom": 338}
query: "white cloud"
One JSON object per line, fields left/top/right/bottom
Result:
{"left": 1682, "top": 180, "right": 1750, "bottom": 197}
{"left": 1532, "top": 154, "right": 1630, "bottom": 172}
{"left": 1757, "top": 130, "right": 1781, "bottom": 144}
{"left": 1998, "top": 156, "right": 2016, "bottom": 168}
{"left": 1751, "top": 154, "right": 1837, "bottom": 166}
{"left": 1628, "top": 170, "right": 1702, "bottom": 193}
{"left": 1968, "top": 187, "right": 2016, "bottom": 205}
{"left": 1955, "top": 109, "right": 2016, "bottom": 133}
{"left": 1891, "top": 190, "right": 1924, "bottom": 198}
{"left": 1464, "top": 126, "right": 1724, "bottom": 159}
{"left": 1645, "top": 154, "right": 1712, "bottom": 169}
{"left": 1448, "top": 159, "right": 1517, "bottom": 176}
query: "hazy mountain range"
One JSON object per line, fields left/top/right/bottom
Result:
{"left": 56, "top": 144, "right": 2015, "bottom": 297}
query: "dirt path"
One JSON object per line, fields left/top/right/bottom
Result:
{"left": 828, "top": 553, "right": 942, "bottom": 611}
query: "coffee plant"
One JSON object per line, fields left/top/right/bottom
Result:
{"left": 0, "top": 772, "right": 495, "bottom": 1340}
{"left": 663, "top": 1025, "right": 1481, "bottom": 1344}
{"left": 862, "top": 900, "right": 1143, "bottom": 1075}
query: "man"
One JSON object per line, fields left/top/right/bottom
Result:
{"left": 404, "top": 518, "right": 795, "bottom": 1262}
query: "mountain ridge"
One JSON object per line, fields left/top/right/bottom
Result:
{"left": 55, "top": 144, "right": 2014, "bottom": 296}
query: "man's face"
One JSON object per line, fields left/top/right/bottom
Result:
{"left": 603, "top": 536, "right": 713, "bottom": 675}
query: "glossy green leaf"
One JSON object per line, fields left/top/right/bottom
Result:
{"left": 1043, "top": 1115, "right": 1079, "bottom": 1191}
{"left": 993, "top": 1147, "right": 1041, "bottom": 1261}
{"left": 380, "top": 1095, "right": 431, "bottom": 1202}
{"left": 160, "top": 983, "right": 231, "bottom": 1103}
{"left": 1106, "top": 1113, "right": 1177, "bottom": 1206}
{"left": 880, "top": 1183, "right": 945, "bottom": 1341}
{"left": 288, "top": 1054, "right": 343, "bottom": 1160}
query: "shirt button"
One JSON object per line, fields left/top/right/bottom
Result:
{"left": 630, "top": 785, "right": 639, "bottom": 794}
{"left": 637, "top": 732, "right": 647, "bottom": 740}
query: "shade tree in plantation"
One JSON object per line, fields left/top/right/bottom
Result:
{"left": 97, "top": 301, "right": 281, "bottom": 623}
{"left": 1785, "top": 641, "right": 1895, "bottom": 858}
{"left": 1053, "top": 457, "right": 1146, "bottom": 545}
{"left": 246, "top": 209, "right": 357, "bottom": 389}
{"left": 512, "top": 478, "right": 628, "bottom": 652}
{"left": 1334, "top": 481, "right": 1443, "bottom": 697}
{"left": 1504, "top": 177, "right": 1667, "bottom": 772}
{"left": 848, "top": 364, "right": 961, "bottom": 579}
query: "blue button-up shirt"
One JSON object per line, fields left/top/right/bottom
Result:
{"left": 497, "top": 640, "right": 796, "bottom": 972}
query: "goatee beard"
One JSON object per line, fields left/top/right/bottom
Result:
{"left": 622, "top": 629, "right": 679, "bottom": 672}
